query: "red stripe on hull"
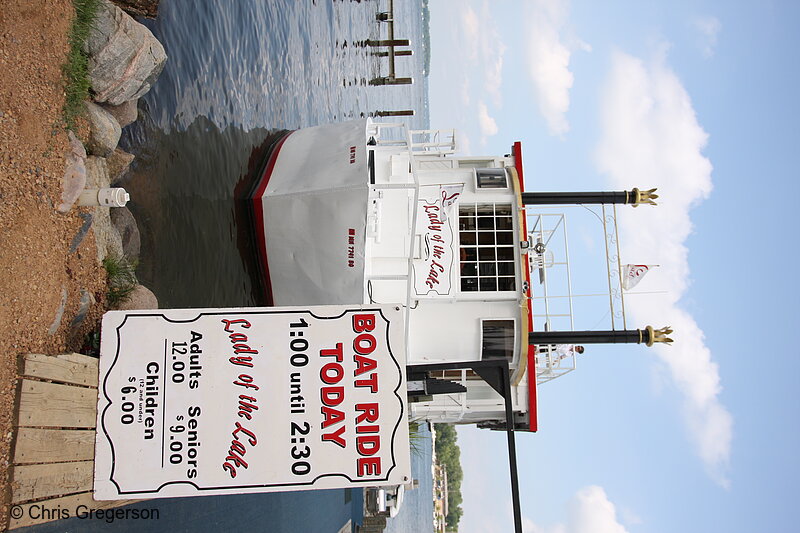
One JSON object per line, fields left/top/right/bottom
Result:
{"left": 514, "top": 141, "right": 538, "bottom": 432}
{"left": 251, "top": 132, "right": 293, "bottom": 305}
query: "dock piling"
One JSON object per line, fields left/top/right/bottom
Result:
{"left": 376, "top": 49, "right": 413, "bottom": 57}
{"left": 370, "top": 77, "right": 413, "bottom": 86}
{"left": 367, "top": 39, "right": 410, "bottom": 48}
{"left": 374, "top": 110, "right": 415, "bottom": 117}
{"left": 369, "top": 0, "right": 415, "bottom": 89}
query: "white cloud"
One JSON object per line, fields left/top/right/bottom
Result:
{"left": 568, "top": 487, "right": 630, "bottom": 533}
{"left": 461, "top": 6, "right": 480, "bottom": 60}
{"left": 459, "top": 133, "right": 473, "bottom": 155}
{"left": 461, "top": 2, "right": 507, "bottom": 107}
{"left": 524, "top": 486, "right": 630, "bottom": 533}
{"left": 478, "top": 101, "right": 499, "bottom": 143}
{"left": 595, "top": 50, "right": 732, "bottom": 487}
{"left": 460, "top": 77, "right": 472, "bottom": 107}
{"left": 619, "top": 506, "right": 643, "bottom": 527}
{"left": 691, "top": 16, "right": 722, "bottom": 59}
{"left": 524, "top": 0, "right": 587, "bottom": 137}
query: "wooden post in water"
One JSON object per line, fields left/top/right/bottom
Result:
{"left": 369, "top": 0, "right": 414, "bottom": 87}
{"left": 386, "top": 0, "right": 396, "bottom": 79}
{"left": 374, "top": 110, "right": 415, "bottom": 117}
{"left": 376, "top": 49, "right": 413, "bottom": 57}
{"left": 367, "top": 39, "right": 410, "bottom": 48}
{"left": 370, "top": 77, "right": 413, "bottom": 86}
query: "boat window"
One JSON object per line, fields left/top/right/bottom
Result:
{"left": 475, "top": 168, "right": 508, "bottom": 189}
{"left": 458, "top": 203, "right": 516, "bottom": 292}
{"left": 481, "top": 319, "right": 515, "bottom": 362}
{"left": 458, "top": 159, "right": 495, "bottom": 169}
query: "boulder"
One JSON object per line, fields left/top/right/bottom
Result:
{"left": 48, "top": 287, "right": 68, "bottom": 335}
{"left": 85, "top": 155, "right": 111, "bottom": 189}
{"left": 69, "top": 212, "right": 94, "bottom": 253}
{"left": 92, "top": 205, "right": 125, "bottom": 262}
{"left": 107, "top": 148, "right": 135, "bottom": 183}
{"left": 115, "top": 284, "right": 158, "bottom": 310}
{"left": 112, "top": 0, "right": 160, "bottom": 19}
{"left": 100, "top": 99, "right": 138, "bottom": 128}
{"left": 70, "top": 289, "right": 96, "bottom": 328}
{"left": 57, "top": 132, "right": 87, "bottom": 213}
{"left": 84, "top": 102, "right": 121, "bottom": 157}
{"left": 110, "top": 206, "right": 141, "bottom": 261}
{"left": 86, "top": 0, "right": 167, "bottom": 105}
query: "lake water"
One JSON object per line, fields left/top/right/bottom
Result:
{"left": 19, "top": 1, "right": 434, "bottom": 532}
{"left": 121, "top": 0, "right": 429, "bottom": 309}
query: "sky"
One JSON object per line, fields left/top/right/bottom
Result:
{"left": 427, "top": 1, "right": 800, "bottom": 532}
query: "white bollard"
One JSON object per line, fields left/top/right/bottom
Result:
{"left": 78, "top": 187, "right": 130, "bottom": 207}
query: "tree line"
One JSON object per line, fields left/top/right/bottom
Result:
{"left": 434, "top": 423, "right": 463, "bottom": 530}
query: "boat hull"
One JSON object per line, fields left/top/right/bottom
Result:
{"left": 251, "top": 120, "right": 371, "bottom": 305}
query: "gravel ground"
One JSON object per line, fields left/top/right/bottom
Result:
{"left": 0, "top": 1, "right": 109, "bottom": 528}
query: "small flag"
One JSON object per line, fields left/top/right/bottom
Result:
{"left": 621, "top": 264, "right": 654, "bottom": 290}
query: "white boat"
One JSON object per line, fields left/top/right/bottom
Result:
{"left": 248, "top": 118, "right": 540, "bottom": 432}
{"left": 245, "top": 119, "right": 669, "bottom": 532}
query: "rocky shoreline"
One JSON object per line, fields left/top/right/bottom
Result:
{"left": 60, "top": 0, "right": 168, "bottom": 311}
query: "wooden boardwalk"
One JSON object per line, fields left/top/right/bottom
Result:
{"left": 8, "top": 353, "right": 137, "bottom": 529}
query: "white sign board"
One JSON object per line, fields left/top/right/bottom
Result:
{"left": 412, "top": 184, "right": 462, "bottom": 297}
{"left": 94, "top": 305, "right": 409, "bottom": 500}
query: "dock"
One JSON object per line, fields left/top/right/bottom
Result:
{"left": 369, "top": 0, "right": 413, "bottom": 87}
{"left": 7, "top": 353, "right": 138, "bottom": 528}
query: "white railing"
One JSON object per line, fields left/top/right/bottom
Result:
{"left": 533, "top": 345, "right": 577, "bottom": 384}
{"left": 526, "top": 212, "right": 576, "bottom": 331}
{"left": 408, "top": 129, "right": 457, "bottom": 155}
{"left": 601, "top": 204, "right": 628, "bottom": 330}
{"left": 525, "top": 212, "right": 579, "bottom": 385}
{"left": 365, "top": 121, "right": 425, "bottom": 354}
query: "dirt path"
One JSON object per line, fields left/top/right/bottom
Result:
{"left": 0, "top": 1, "right": 108, "bottom": 528}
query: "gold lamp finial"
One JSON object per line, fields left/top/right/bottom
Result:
{"left": 632, "top": 187, "right": 659, "bottom": 207}
{"left": 645, "top": 325, "right": 674, "bottom": 346}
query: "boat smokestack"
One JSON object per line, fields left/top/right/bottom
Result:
{"left": 530, "top": 326, "right": 673, "bottom": 347}
{"left": 521, "top": 187, "right": 658, "bottom": 207}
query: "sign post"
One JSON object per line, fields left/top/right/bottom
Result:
{"left": 94, "top": 305, "right": 410, "bottom": 500}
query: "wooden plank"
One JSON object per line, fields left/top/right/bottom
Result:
{"left": 17, "top": 379, "right": 96, "bottom": 428}
{"left": 22, "top": 354, "right": 98, "bottom": 387}
{"left": 11, "top": 461, "right": 93, "bottom": 503}
{"left": 375, "top": 110, "right": 415, "bottom": 117}
{"left": 13, "top": 428, "right": 95, "bottom": 464}
{"left": 376, "top": 49, "right": 412, "bottom": 57}
{"left": 8, "top": 492, "right": 140, "bottom": 529}
{"left": 57, "top": 352, "right": 99, "bottom": 367}
{"left": 367, "top": 39, "right": 409, "bottom": 47}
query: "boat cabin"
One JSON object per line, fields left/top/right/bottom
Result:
{"left": 247, "top": 119, "right": 668, "bottom": 533}
{"left": 253, "top": 119, "right": 654, "bottom": 434}
{"left": 361, "top": 123, "right": 537, "bottom": 431}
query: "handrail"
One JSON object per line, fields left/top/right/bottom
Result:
{"left": 403, "top": 124, "right": 422, "bottom": 356}
{"left": 363, "top": 120, "right": 421, "bottom": 358}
